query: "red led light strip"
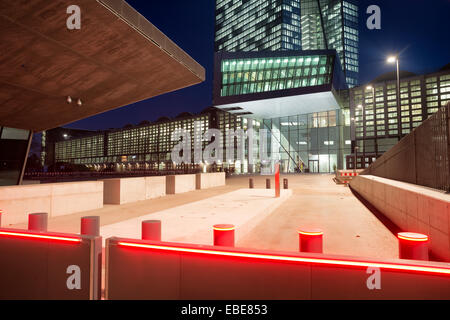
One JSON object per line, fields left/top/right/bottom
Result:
{"left": 298, "top": 231, "right": 323, "bottom": 236}
{"left": 117, "top": 242, "right": 450, "bottom": 276}
{"left": 213, "top": 227, "right": 235, "bottom": 231}
{"left": 398, "top": 233, "right": 428, "bottom": 242}
{"left": 0, "top": 231, "right": 81, "bottom": 243}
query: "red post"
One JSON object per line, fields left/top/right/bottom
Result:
{"left": 81, "top": 216, "right": 100, "bottom": 236}
{"left": 213, "top": 224, "right": 235, "bottom": 247}
{"left": 28, "top": 213, "right": 48, "bottom": 232}
{"left": 275, "top": 163, "right": 280, "bottom": 198}
{"left": 398, "top": 232, "right": 429, "bottom": 261}
{"left": 298, "top": 228, "right": 323, "bottom": 253}
{"left": 142, "top": 220, "right": 161, "bottom": 241}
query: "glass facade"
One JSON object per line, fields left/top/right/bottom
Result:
{"left": 215, "top": 0, "right": 302, "bottom": 52}
{"left": 49, "top": 107, "right": 352, "bottom": 174}
{"left": 263, "top": 109, "right": 351, "bottom": 173}
{"left": 220, "top": 54, "right": 333, "bottom": 97}
{"left": 50, "top": 110, "right": 247, "bottom": 172}
{"left": 300, "top": 0, "right": 359, "bottom": 87}
{"left": 0, "top": 126, "right": 31, "bottom": 186}
{"left": 215, "top": 0, "right": 359, "bottom": 87}
{"left": 349, "top": 70, "right": 450, "bottom": 168}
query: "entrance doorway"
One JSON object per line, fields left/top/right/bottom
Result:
{"left": 308, "top": 160, "right": 319, "bottom": 173}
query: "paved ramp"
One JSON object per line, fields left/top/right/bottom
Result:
{"left": 100, "top": 189, "right": 292, "bottom": 246}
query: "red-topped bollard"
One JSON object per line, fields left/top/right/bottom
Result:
{"left": 398, "top": 232, "right": 429, "bottom": 261}
{"left": 81, "top": 216, "right": 100, "bottom": 236}
{"left": 28, "top": 213, "right": 48, "bottom": 232}
{"left": 213, "top": 224, "right": 235, "bottom": 247}
{"left": 298, "top": 228, "right": 323, "bottom": 253}
{"left": 142, "top": 220, "right": 161, "bottom": 241}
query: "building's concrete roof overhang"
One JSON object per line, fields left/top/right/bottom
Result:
{"left": 0, "top": 0, "right": 205, "bottom": 132}
{"left": 215, "top": 91, "right": 340, "bottom": 119}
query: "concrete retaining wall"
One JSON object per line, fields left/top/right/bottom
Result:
{"left": 102, "top": 178, "right": 146, "bottom": 205}
{"left": 145, "top": 176, "right": 166, "bottom": 199}
{"left": 196, "top": 172, "right": 226, "bottom": 190}
{"left": 166, "top": 174, "right": 196, "bottom": 194}
{"left": 350, "top": 175, "right": 450, "bottom": 261}
{"left": 106, "top": 238, "right": 450, "bottom": 300}
{"left": 0, "top": 181, "right": 103, "bottom": 226}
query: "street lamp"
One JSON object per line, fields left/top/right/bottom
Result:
{"left": 387, "top": 55, "right": 401, "bottom": 134}
{"left": 354, "top": 146, "right": 359, "bottom": 172}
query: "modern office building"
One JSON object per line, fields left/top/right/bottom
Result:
{"left": 213, "top": 49, "right": 351, "bottom": 173}
{"left": 215, "top": 0, "right": 359, "bottom": 87}
{"left": 348, "top": 66, "right": 450, "bottom": 169}
{"left": 43, "top": 108, "right": 256, "bottom": 174}
{"left": 0, "top": 0, "right": 205, "bottom": 186}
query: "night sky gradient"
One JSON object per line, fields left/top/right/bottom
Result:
{"left": 67, "top": 0, "right": 450, "bottom": 131}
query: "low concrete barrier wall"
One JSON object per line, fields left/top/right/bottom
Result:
{"left": 102, "top": 178, "right": 146, "bottom": 205}
{"left": 350, "top": 175, "right": 450, "bottom": 261}
{"left": 0, "top": 182, "right": 103, "bottom": 226}
{"left": 105, "top": 238, "right": 450, "bottom": 300}
{"left": 0, "top": 227, "right": 102, "bottom": 299}
{"left": 166, "top": 174, "right": 196, "bottom": 194}
{"left": 196, "top": 172, "right": 226, "bottom": 190}
{"left": 145, "top": 176, "right": 166, "bottom": 199}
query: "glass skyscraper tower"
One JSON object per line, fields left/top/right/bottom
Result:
{"left": 215, "top": 0, "right": 359, "bottom": 87}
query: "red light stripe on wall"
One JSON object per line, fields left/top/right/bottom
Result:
{"left": 117, "top": 242, "right": 450, "bottom": 276}
{"left": 0, "top": 231, "right": 81, "bottom": 243}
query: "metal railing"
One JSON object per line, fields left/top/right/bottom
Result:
{"left": 363, "top": 102, "right": 450, "bottom": 193}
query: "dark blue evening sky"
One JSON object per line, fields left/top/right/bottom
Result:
{"left": 67, "top": 0, "right": 450, "bottom": 131}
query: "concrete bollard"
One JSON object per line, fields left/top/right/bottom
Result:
{"left": 298, "top": 228, "right": 323, "bottom": 253}
{"left": 266, "top": 179, "right": 271, "bottom": 189}
{"left": 398, "top": 232, "right": 429, "bottom": 261}
{"left": 283, "top": 178, "right": 288, "bottom": 189}
{"left": 81, "top": 216, "right": 100, "bottom": 236}
{"left": 0, "top": 209, "right": 2, "bottom": 228}
{"left": 28, "top": 213, "right": 48, "bottom": 232}
{"left": 142, "top": 220, "right": 162, "bottom": 241}
{"left": 213, "top": 224, "right": 235, "bottom": 247}
{"left": 249, "top": 178, "right": 254, "bottom": 189}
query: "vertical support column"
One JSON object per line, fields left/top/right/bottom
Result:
{"left": 28, "top": 213, "right": 48, "bottom": 232}
{"left": 81, "top": 216, "right": 100, "bottom": 236}
{"left": 213, "top": 224, "right": 235, "bottom": 247}
{"left": 298, "top": 228, "right": 323, "bottom": 253}
{"left": 142, "top": 220, "right": 162, "bottom": 241}
{"left": 398, "top": 232, "right": 429, "bottom": 261}
{"left": 275, "top": 163, "right": 280, "bottom": 198}
{"left": 249, "top": 178, "right": 254, "bottom": 189}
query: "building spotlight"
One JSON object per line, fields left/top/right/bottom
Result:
{"left": 76, "top": 98, "right": 83, "bottom": 107}
{"left": 357, "top": 104, "right": 363, "bottom": 109}
{"left": 366, "top": 85, "right": 373, "bottom": 90}
{"left": 66, "top": 96, "right": 72, "bottom": 104}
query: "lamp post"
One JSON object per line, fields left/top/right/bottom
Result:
{"left": 387, "top": 56, "right": 401, "bottom": 135}
{"left": 366, "top": 85, "right": 376, "bottom": 161}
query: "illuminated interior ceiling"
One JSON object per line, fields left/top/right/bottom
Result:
{"left": 215, "top": 91, "right": 340, "bottom": 119}
{"left": 0, "top": 0, "right": 205, "bottom": 132}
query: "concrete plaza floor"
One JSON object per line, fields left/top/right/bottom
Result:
{"left": 10, "top": 174, "right": 398, "bottom": 259}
